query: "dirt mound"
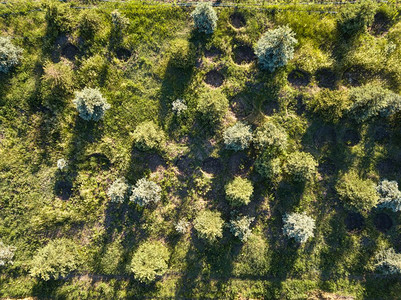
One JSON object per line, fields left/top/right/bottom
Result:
{"left": 202, "top": 157, "right": 223, "bottom": 174}
{"left": 374, "top": 212, "right": 393, "bottom": 232}
{"left": 377, "top": 158, "right": 397, "bottom": 177}
{"left": 54, "top": 180, "right": 73, "bottom": 200}
{"left": 318, "top": 158, "right": 336, "bottom": 176}
{"left": 288, "top": 70, "right": 311, "bottom": 87}
{"left": 116, "top": 48, "right": 131, "bottom": 61}
{"left": 227, "top": 152, "right": 252, "bottom": 175}
{"left": 373, "top": 125, "right": 390, "bottom": 144}
{"left": 371, "top": 11, "right": 392, "bottom": 36}
{"left": 61, "top": 43, "right": 79, "bottom": 61}
{"left": 230, "top": 12, "right": 246, "bottom": 29}
{"left": 205, "top": 46, "right": 222, "bottom": 60}
{"left": 316, "top": 68, "right": 337, "bottom": 89}
{"left": 205, "top": 70, "right": 224, "bottom": 87}
{"left": 345, "top": 212, "right": 365, "bottom": 232}
{"left": 232, "top": 45, "right": 255, "bottom": 65}
{"left": 86, "top": 153, "right": 111, "bottom": 170}
{"left": 175, "top": 155, "right": 195, "bottom": 175}
{"left": 342, "top": 129, "right": 360, "bottom": 146}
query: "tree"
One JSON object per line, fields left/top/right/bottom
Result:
{"left": 130, "top": 178, "right": 161, "bottom": 207}
{"left": 255, "top": 155, "right": 282, "bottom": 182}
{"left": 110, "top": 10, "right": 129, "bottom": 47}
{"left": 41, "top": 60, "right": 74, "bottom": 96}
{"left": 336, "top": 171, "right": 379, "bottom": 212}
{"left": 175, "top": 219, "right": 190, "bottom": 234}
{"left": 375, "top": 248, "right": 401, "bottom": 275}
{"left": 79, "top": 10, "right": 100, "bottom": 41}
{"left": 282, "top": 212, "right": 315, "bottom": 244}
{"left": 376, "top": 180, "right": 401, "bottom": 212}
{"left": 193, "top": 210, "right": 224, "bottom": 243}
{"left": 0, "top": 242, "right": 16, "bottom": 266}
{"left": 285, "top": 151, "right": 317, "bottom": 182}
{"left": 253, "top": 122, "right": 288, "bottom": 154}
{"left": 73, "top": 87, "right": 110, "bottom": 121}
{"left": 171, "top": 99, "right": 188, "bottom": 116}
{"left": 197, "top": 89, "right": 229, "bottom": 125}
{"left": 30, "top": 239, "right": 80, "bottom": 281}
{"left": 0, "top": 36, "right": 22, "bottom": 73}
{"left": 191, "top": 3, "right": 218, "bottom": 34}
{"left": 107, "top": 178, "right": 130, "bottom": 203}
{"left": 229, "top": 216, "right": 254, "bottom": 242}
{"left": 169, "top": 39, "right": 195, "bottom": 69}
{"left": 132, "top": 121, "right": 166, "bottom": 151}
{"left": 223, "top": 122, "right": 253, "bottom": 151}
{"left": 225, "top": 177, "right": 254, "bottom": 207}
{"left": 254, "top": 26, "right": 297, "bottom": 72}
{"left": 57, "top": 158, "right": 68, "bottom": 171}
{"left": 130, "top": 241, "right": 169, "bottom": 283}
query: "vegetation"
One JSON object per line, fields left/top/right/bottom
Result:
{"left": 253, "top": 121, "right": 288, "bottom": 154}
{"left": 285, "top": 151, "right": 317, "bottom": 182}
{"left": 223, "top": 122, "right": 253, "bottom": 151}
{"left": 191, "top": 2, "right": 218, "bottom": 34}
{"left": 229, "top": 216, "right": 254, "bottom": 242}
{"left": 130, "top": 178, "right": 161, "bottom": 207}
{"left": 225, "top": 176, "right": 254, "bottom": 206}
{"left": 73, "top": 87, "right": 111, "bottom": 121}
{"left": 132, "top": 121, "right": 166, "bottom": 151}
{"left": 282, "top": 213, "right": 315, "bottom": 244}
{"left": 197, "top": 89, "right": 229, "bottom": 125}
{"left": 107, "top": 177, "right": 130, "bottom": 203}
{"left": 0, "top": 36, "right": 22, "bottom": 73}
{"left": 376, "top": 180, "right": 401, "bottom": 212}
{"left": 375, "top": 248, "right": 401, "bottom": 275}
{"left": 194, "top": 210, "right": 224, "bottom": 243}
{"left": 0, "top": 242, "right": 16, "bottom": 266}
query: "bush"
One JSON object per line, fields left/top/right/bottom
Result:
{"left": 73, "top": 87, "right": 110, "bottom": 121}
{"left": 229, "top": 216, "right": 254, "bottom": 242}
{"left": 376, "top": 180, "right": 401, "bottom": 212}
{"left": 99, "top": 241, "right": 123, "bottom": 275}
{"left": 169, "top": 39, "right": 195, "bottom": 69}
{"left": 336, "top": 171, "right": 379, "bottom": 212}
{"left": 171, "top": 99, "right": 188, "bottom": 116}
{"left": 41, "top": 60, "right": 74, "bottom": 96}
{"left": 130, "top": 178, "right": 161, "bottom": 207}
{"left": 375, "top": 248, "right": 401, "bottom": 275}
{"left": 79, "top": 10, "right": 101, "bottom": 41}
{"left": 132, "top": 121, "right": 166, "bottom": 151}
{"left": 130, "top": 241, "right": 169, "bottom": 283}
{"left": 197, "top": 89, "right": 229, "bottom": 125}
{"left": 110, "top": 10, "right": 129, "bottom": 47}
{"left": 107, "top": 178, "right": 130, "bottom": 203}
{"left": 285, "top": 151, "right": 317, "bottom": 182}
{"left": 30, "top": 239, "right": 80, "bottom": 281}
{"left": 193, "top": 210, "right": 224, "bottom": 243}
{"left": 255, "top": 155, "right": 282, "bottom": 182}
{"left": 57, "top": 158, "right": 68, "bottom": 171}
{"left": 45, "top": 2, "right": 74, "bottom": 38}
{"left": 254, "top": 26, "right": 297, "bottom": 72}
{"left": 282, "top": 212, "right": 315, "bottom": 244}
{"left": 191, "top": 3, "right": 217, "bottom": 34}
{"left": 253, "top": 122, "right": 288, "bottom": 154}
{"left": 175, "top": 219, "right": 190, "bottom": 234}
{"left": 78, "top": 55, "right": 109, "bottom": 87}
{"left": 0, "top": 36, "right": 22, "bottom": 74}
{"left": 225, "top": 177, "right": 254, "bottom": 207}
{"left": 223, "top": 122, "right": 253, "bottom": 151}
{"left": 294, "top": 41, "right": 332, "bottom": 74}
{"left": 0, "top": 241, "right": 16, "bottom": 266}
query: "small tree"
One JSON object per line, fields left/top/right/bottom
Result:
{"left": 0, "top": 36, "right": 22, "bottom": 73}
{"left": 132, "top": 121, "right": 166, "bottom": 151}
{"left": 230, "top": 216, "right": 254, "bottom": 242}
{"left": 197, "top": 89, "right": 229, "bottom": 125}
{"left": 376, "top": 180, "right": 401, "bottom": 212}
{"left": 223, "top": 122, "right": 253, "bottom": 151}
{"left": 225, "top": 177, "right": 254, "bottom": 207}
{"left": 107, "top": 178, "right": 130, "bottom": 203}
{"left": 41, "top": 60, "right": 74, "bottom": 96}
{"left": 169, "top": 39, "right": 195, "bottom": 69}
{"left": 175, "top": 219, "right": 190, "bottom": 234}
{"left": 0, "top": 242, "right": 16, "bottom": 266}
{"left": 255, "top": 155, "right": 282, "bottom": 182}
{"left": 336, "top": 171, "right": 379, "bottom": 212}
{"left": 130, "top": 241, "right": 169, "bottom": 283}
{"left": 375, "top": 248, "right": 401, "bottom": 275}
{"left": 193, "top": 210, "right": 224, "bottom": 243}
{"left": 172, "top": 99, "right": 188, "bottom": 116}
{"left": 79, "top": 10, "right": 100, "bottom": 41}
{"left": 253, "top": 122, "right": 288, "bottom": 154}
{"left": 282, "top": 212, "right": 315, "bottom": 244}
{"left": 254, "top": 26, "right": 297, "bottom": 72}
{"left": 285, "top": 151, "right": 317, "bottom": 182}
{"left": 73, "top": 87, "right": 110, "bottom": 121}
{"left": 130, "top": 178, "right": 161, "bottom": 207}
{"left": 191, "top": 3, "right": 218, "bottom": 34}
{"left": 57, "top": 158, "right": 68, "bottom": 171}
{"left": 110, "top": 10, "right": 129, "bottom": 47}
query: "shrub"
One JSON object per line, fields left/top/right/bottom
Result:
{"left": 376, "top": 180, "right": 401, "bottom": 212}
{"left": 336, "top": 171, "right": 379, "bottom": 212}
{"left": 282, "top": 212, "right": 315, "bottom": 244}
{"left": 223, "top": 122, "right": 253, "bottom": 151}
{"left": 254, "top": 26, "right": 297, "bottom": 72}
{"left": 285, "top": 151, "right": 317, "bottom": 182}
{"left": 191, "top": 3, "right": 217, "bottom": 34}
{"left": 0, "top": 242, "right": 16, "bottom": 266}
{"left": 169, "top": 38, "right": 195, "bottom": 68}
{"left": 45, "top": 2, "right": 73, "bottom": 37}
{"left": 73, "top": 87, "right": 110, "bottom": 121}
{"left": 197, "top": 89, "right": 229, "bottom": 125}
{"left": 375, "top": 248, "right": 401, "bottom": 275}
{"left": 294, "top": 41, "right": 332, "bottom": 74}
{"left": 132, "top": 121, "right": 166, "bottom": 151}
{"left": 110, "top": 10, "right": 129, "bottom": 47}
{"left": 41, "top": 60, "right": 74, "bottom": 96}
{"left": 130, "top": 178, "right": 161, "bottom": 207}
{"left": 79, "top": 10, "right": 100, "bottom": 41}
{"left": 30, "top": 239, "right": 80, "bottom": 281}
{"left": 107, "top": 178, "right": 130, "bottom": 203}
{"left": 57, "top": 158, "right": 68, "bottom": 171}
{"left": 78, "top": 54, "right": 109, "bottom": 86}
{"left": 193, "top": 210, "right": 224, "bottom": 243}
{"left": 225, "top": 177, "right": 254, "bottom": 207}
{"left": 130, "top": 241, "right": 169, "bottom": 283}
{"left": 0, "top": 36, "right": 22, "bottom": 73}
{"left": 175, "top": 219, "right": 190, "bottom": 234}
{"left": 253, "top": 122, "right": 288, "bottom": 154}
{"left": 229, "top": 216, "right": 254, "bottom": 242}
{"left": 255, "top": 155, "right": 282, "bottom": 182}
{"left": 99, "top": 241, "right": 123, "bottom": 275}
{"left": 171, "top": 99, "right": 188, "bottom": 116}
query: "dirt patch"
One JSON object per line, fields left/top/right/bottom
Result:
{"left": 373, "top": 125, "right": 390, "bottom": 144}
{"left": 342, "top": 129, "right": 360, "bottom": 146}
{"left": 262, "top": 100, "right": 279, "bottom": 116}
{"left": 116, "top": 48, "right": 131, "bottom": 61}
{"left": 318, "top": 158, "right": 336, "bottom": 176}
{"left": 342, "top": 67, "right": 372, "bottom": 87}
{"left": 205, "top": 46, "right": 222, "bottom": 60}
{"left": 229, "top": 12, "right": 246, "bottom": 29}
{"left": 232, "top": 45, "right": 256, "bottom": 65}
{"left": 54, "top": 180, "right": 73, "bottom": 200}
{"left": 377, "top": 158, "right": 397, "bottom": 176}
{"left": 288, "top": 70, "right": 311, "bottom": 87}
{"left": 202, "top": 157, "right": 223, "bottom": 174}
{"left": 61, "top": 43, "right": 79, "bottom": 61}
{"left": 313, "top": 125, "right": 337, "bottom": 147}
{"left": 374, "top": 212, "right": 393, "bottom": 232}
{"left": 145, "top": 153, "right": 166, "bottom": 172}
{"left": 227, "top": 152, "right": 252, "bottom": 175}
{"left": 175, "top": 155, "right": 195, "bottom": 176}
{"left": 86, "top": 153, "right": 111, "bottom": 170}
{"left": 345, "top": 212, "right": 365, "bottom": 232}
{"left": 316, "top": 68, "right": 337, "bottom": 89}
{"left": 309, "top": 290, "right": 355, "bottom": 300}
{"left": 205, "top": 70, "right": 224, "bottom": 87}
{"left": 230, "top": 95, "right": 252, "bottom": 119}
{"left": 371, "top": 11, "right": 391, "bottom": 36}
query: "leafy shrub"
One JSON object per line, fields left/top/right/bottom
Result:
{"left": 253, "top": 122, "right": 288, "bottom": 154}
{"left": 132, "top": 121, "right": 166, "bottom": 151}
{"left": 175, "top": 219, "right": 190, "bottom": 234}
{"left": 79, "top": 10, "right": 101, "bottom": 41}
{"left": 255, "top": 155, "right": 282, "bottom": 182}
{"left": 130, "top": 178, "right": 161, "bottom": 207}
{"left": 99, "top": 241, "right": 123, "bottom": 275}
{"left": 130, "top": 241, "right": 169, "bottom": 283}
{"left": 107, "top": 178, "right": 130, "bottom": 203}
{"left": 45, "top": 2, "right": 74, "bottom": 37}
{"left": 376, "top": 180, "right": 401, "bottom": 212}
{"left": 0, "top": 241, "right": 16, "bottom": 266}
{"left": 193, "top": 210, "right": 224, "bottom": 243}
{"left": 78, "top": 55, "right": 109, "bottom": 86}
{"left": 254, "top": 26, "right": 297, "bottom": 72}
{"left": 336, "top": 171, "right": 379, "bottom": 212}
{"left": 285, "top": 151, "right": 317, "bottom": 182}
{"left": 0, "top": 36, "right": 22, "bottom": 73}
{"left": 225, "top": 177, "right": 254, "bottom": 207}
{"left": 294, "top": 41, "right": 332, "bottom": 74}
{"left": 229, "top": 216, "right": 254, "bottom": 242}
{"left": 171, "top": 99, "right": 188, "bottom": 116}
{"left": 282, "top": 212, "right": 315, "bottom": 244}
{"left": 197, "top": 89, "right": 229, "bottom": 125}
{"left": 191, "top": 3, "right": 217, "bottom": 34}
{"left": 73, "top": 87, "right": 110, "bottom": 121}
{"left": 110, "top": 10, "right": 129, "bottom": 47}
{"left": 375, "top": 248, "right": 401, "bottom": 275}
{"left": 30, "top": 239, "right": 80, "bottom": 281}
{"left": 57, "top": 158, "right": 68, "bottom": 171}
{"left": 169, "top": 38, "right": 195, "bottom": 68}
{"left": 41, "top": 60, "right": 74, "bottom": 96}
{"left": 223, "top": 122, "right": 253, "bottom": 151}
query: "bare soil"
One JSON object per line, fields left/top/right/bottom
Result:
{"left": 342, "top": 129, "right": 360, "bottom": 146}
{"left": 288, "top": 69, "right": 311, "bottom": 87}
{"left": 205, "top": 70, "right": 224, "bottom": 87}
{"left": 313, "top": 125, "right": 337, "bottom": 147}
{"left": 229, "top": 12, "right": 246, "bottom": 29}
{"left": 61, "top": 43, "right": 79, "bottom": 61}
{"left": 202, "top": 157, "right": 223, "bottom": 174}
{"left": 54, "top": 180, "right": 73, "bottom": 200}
{"left": 345, "top": 212, "right": 365, "bottom": 232}
{"left": 232, "top": 45, "right": 256, "bottom": 65}
{"left": 374, "top": 212, "right": 393, "bottom": 232}
{"left": 116, "top": 48, "right": 132, "bottom": 61}
{"left": 205, "top": 46, "right": 223, "bottom": 61}
{"left": 316, "top": 68, "right": 337, "bottom": 89}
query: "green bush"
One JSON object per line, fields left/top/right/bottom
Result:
{"left": 110, "top": 10, "right": 129, "bottom": 47}
{"left": 376, "top": 180, "right": 401, "bottom": 212}
{"left": 73, "top": 87, "right": 110, "bottom": 121}
{"left": 132, "top": 121, "right": 166, "bottom": 151}
{"left": 336, "top": 171, "right": 379, "bottom": 212}
{"left": 375, "top": 248, "right": 401, "bottom": 275}
{"left": 130, "top": 178, "right": 161, "bottom": 207}
{"left": 254, "top": 26, "right": 297, "bottom": 72}
{"left": 282, "top": 212, "right": 315, "bottom": 244}
{"left": 197, "top": 89, "right": 229, "bottom": 125}
{"left": 191, "top": 2, "right": 217, "bottom": 34}
{"left": 285, "top": 151, "right": 317, "bottom": 182}
{"left": 45, "top": 2, "right": 74, "bottom": 38}
{"left": 41, "top": 60, "right": 74, "bottom": 96}
{"left": 225, "top": 177, "right": 254, "bottom": 207}
{"left": 107, "top": 178, "right": 130, "bottom": 203}
{"left": 0, "top": 36, "right": 22, "bottom": 74}
{"left": 99, "top": 241, "right": 123, "bottom": 275}
{"left": 30, "top": 239, "right": 80, "bottom": 281}
{"left": 171, "top": 99, "right": 188, "bottom": 116}
{"left": 169, "top": 38, "right": 195, "bottom": 69}
{"left": 253, "top": 122, "right": 288, "bottom": 154}
{"left": 0, "top": 241, "right": 16, "bottom": 266}
{"left": 78, "top": 54, "right": 109, "bottom": 87}
{"left": 130, "top": 241, "right": 169, "bottom": 283}
{"left": 79, "top": 10, "right": 101, "bottom": 41}
{"left": 229, "top": 216, "right": 254, "bottom": 242}
{"left": 294, "top": 41, "right": 332, "bottom": 74}
{"left": 255, "top": 155, "right": 282, "bottom": 182}
{"left": 193, "top": 210, "right": 224, "bottom": 243}
{"left": 223, "top": 122, "right": 253, "bottom": 151}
